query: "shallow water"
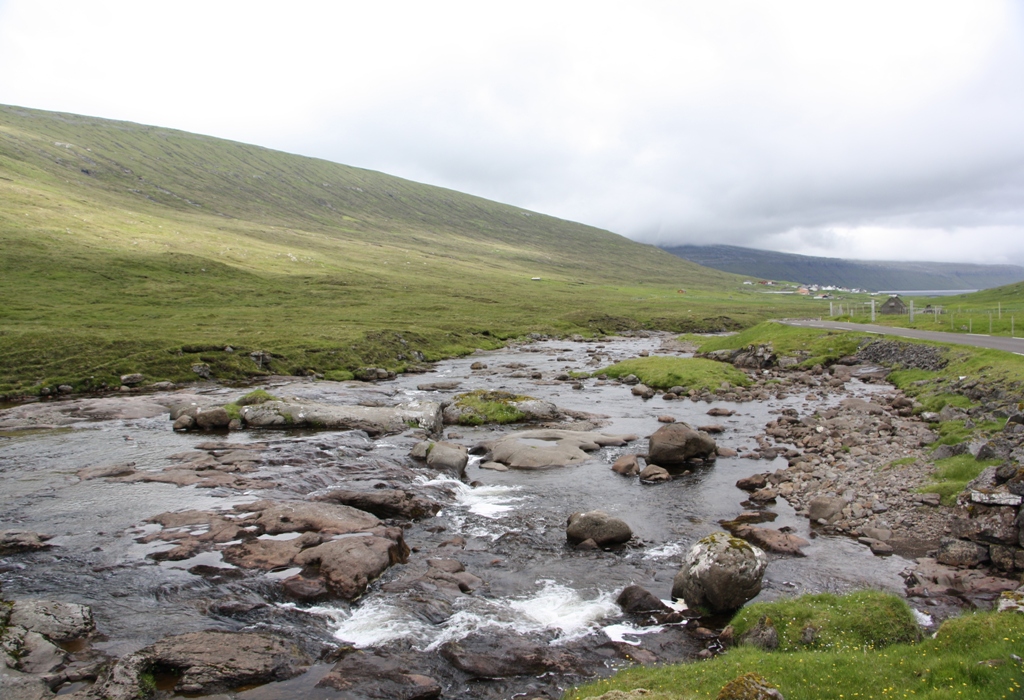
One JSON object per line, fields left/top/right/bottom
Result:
{"left": 0, "top": 334, "right": 914, "bottom": 696}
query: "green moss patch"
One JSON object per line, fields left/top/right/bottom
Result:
{"left": 920, "top": 455, "right": 1004, "bottom": 506}
{"left": 234, "top": 389, "right": 279, "bottom": 406}
{"left": 599, "top": 357, "right": 750, "bottom": 391}
{"left": 452, "top": 390, "right": 531, "bottom": 425}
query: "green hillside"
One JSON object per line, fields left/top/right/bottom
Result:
{"left": 0, "top": 104, "right": 819, "bottom": 396}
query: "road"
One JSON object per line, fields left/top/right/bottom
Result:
{"left": 781, "top": 319, "right": 1024, "bottom": 355}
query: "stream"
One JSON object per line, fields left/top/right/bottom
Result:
{"left": 0, "top": 334, "right": 916, "bottom": 698}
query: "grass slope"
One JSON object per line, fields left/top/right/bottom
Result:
{"left": 0, "top": 104, "right": 823, "bottom": 395}
{"left": 568, "top": 593, "right": 1024, "bottom": 700}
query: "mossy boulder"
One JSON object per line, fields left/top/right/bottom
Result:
{"left": 672, "top": 532, "right": 767, "bottom": 613}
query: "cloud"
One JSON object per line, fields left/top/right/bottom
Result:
{"left": 1, "top": 0, "right": 1023, "bottom": 264}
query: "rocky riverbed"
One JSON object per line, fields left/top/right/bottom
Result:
{"left": 2, "top": 333, "right": 1022, "bottom": 699}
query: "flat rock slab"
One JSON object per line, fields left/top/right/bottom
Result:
{"left": 417, "top": 381, "right": 461, "bottom": 391}
{"left": 319, "top": 649, "right": 441, "bottom": 699}
{"left": 8, "top": 599, "right": 95, "bottom": 642}
{"left": 236, "top": 500, "right": 381, "bottom": 535}
{"left": 102, "top": 630, "right": 310, "bottom": 697}
{"left": 440, "top": 634, "right": 582, "bottom": 678}
{"left": 240, "top": 400, "right": 442, "bottom": 436}
{"left": 0, "top": 396, "right": 169, "bottom": 430}
{"left": 729, "top": 525, "right": 809, "bottom": 556}
{"left": 312, "top": 488, "right": 440, "bottom": 520}
{"left": 77, "top": 462, "right": 137, "bottom": 480}
{"left": 477, "top": 429, "right": 638, "bottom": 469}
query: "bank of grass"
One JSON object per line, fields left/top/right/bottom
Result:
{"left": 919, "top": 454, "right": 1005, "bottom": 506}
{"left": 691, "top": 323, "right": 1024, "bottom": 419}
{"left": 687, "top": 321, "right": 866, "bottom": 368}
{"left": 567, "top": 595, "right": 1024, "bottom": 700}
{"left": 933, "top": 418, "right": 1007, "bottom": 447}
{"left": 598, "top": 357, "right": 751, "bottom": 391}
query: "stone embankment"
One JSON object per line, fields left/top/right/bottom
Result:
{"left": 698, "top": 338, "right": 1024, "bottom": 609}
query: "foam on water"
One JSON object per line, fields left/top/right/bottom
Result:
{"left": 329, "top": 600, "right": 434, "bottom": 648}
{"left": 641, "top": 542, "right": 684, "bottom": 560}
{"left": 418, "top": 473, "right": 524, "bottom": 519}
{"left": 318, "top": 581, "right": 622, "bottom": 650}
{"left": 506, "top": 580, "right": 621, "bottom": 644}
{"left": 602, "top": 623, "right": 665, "bottom": 645}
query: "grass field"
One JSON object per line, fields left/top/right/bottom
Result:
{"left": 0, "top": 104, "right": 825, "bottom": 396}
{"left": 567, "top": 594, "right": 1024, "bottom": 700}
{"left": 825, "top": 283, "right": 1024, "bottom": 338}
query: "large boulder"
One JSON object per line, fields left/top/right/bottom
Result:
{"left": 566, "top": 510, "right": 633, "bottom": 546}
{"left": 426, "top": 441, "right": 469, "bottom": 477}
{"left": 808, "top": 496, "right": 847, "bottom": 523}
{"left": 949, "top": 503, "right": 1020, "bottom": 546}
{"left": 616, "top": 585, "right": 672, "bottom": 614}
{"left": 672, "top": 531, "right": 767, "bottom": 613}
{"left": 611, "top": 454, "right": 641, "bottom": 476}
{"left": 194, "top": 406, "right": 231, "bottom": 429}
{"left": 647, "top": 423, "right": 717, "bottom": 466}
{"left": 292, "top": 534, "right": 409, "bottom": 599}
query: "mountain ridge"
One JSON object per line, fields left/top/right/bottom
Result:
{"left": 662, "top": 244, "right": 1024, "bottom": 291}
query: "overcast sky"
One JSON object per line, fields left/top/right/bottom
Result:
{"left": 2, "top": 1, "right": 1024, "bottom": 265}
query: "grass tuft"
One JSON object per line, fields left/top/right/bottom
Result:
{"left": 730, "top": 591, "right": 920, "bottom": 653}
{"left": 920, "top": 455, "right": 1004, "bottom": 505}
{"left": 599, "top": 357, "right": 750, "bottom": 391}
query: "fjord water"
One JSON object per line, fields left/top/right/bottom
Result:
{"left": 0, "top": 336, "right": 913, "bottom": 697}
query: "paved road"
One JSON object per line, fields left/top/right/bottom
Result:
{"left": 781, "top": 319, "right": 1024, "bottom": 355}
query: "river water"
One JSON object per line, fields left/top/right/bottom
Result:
{"left": 0, "top": 334, "right": 916, "bottom": 698}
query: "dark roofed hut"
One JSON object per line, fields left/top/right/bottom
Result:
{"left": 879, "top": 295, "right": 907, "bottom": 315}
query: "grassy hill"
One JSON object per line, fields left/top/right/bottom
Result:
{"left": 0, "top": 104, "right": 820, "bottom": 396}
{"left": 663, "top": 244, "right": 1024, "bottom": 291}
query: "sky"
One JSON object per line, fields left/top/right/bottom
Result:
{"left": 2, "top": 1, "right": 1024, "bottom": 265}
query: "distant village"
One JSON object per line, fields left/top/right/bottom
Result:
{"left": 742, "top": 279, "right": 868, "bottom": 299}
{"left": 744, "top": 279, "right": 944, "bottom": 316}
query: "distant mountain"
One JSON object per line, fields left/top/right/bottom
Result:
{"left": 661, "top": 245, "right": 1024, "bottom": 292}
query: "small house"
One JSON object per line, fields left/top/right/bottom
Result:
{"left": 879, "top": 295, "right": 907, "bottom": 315}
